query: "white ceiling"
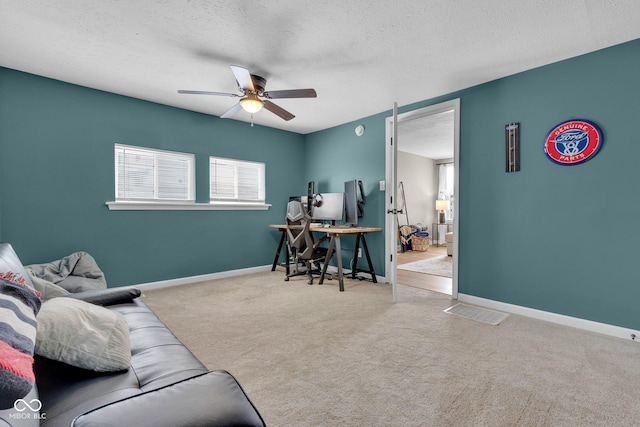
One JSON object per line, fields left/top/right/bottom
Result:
{"left": 2, "top": 1, "right": 640, "bottom": 136}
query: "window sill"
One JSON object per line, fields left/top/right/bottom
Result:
{"left": 106, "top": 201, "right": 271, "bottom": 211}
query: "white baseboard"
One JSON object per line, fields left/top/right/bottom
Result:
{"left": 130, "top": 265, "right": 273, "bottom": 291}
{"left": 458, "top": 293, "right": 640, "bottom": 342}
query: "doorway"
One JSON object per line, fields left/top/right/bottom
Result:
{"left": 385, "top": 99, "right": 460, "bottom": 300}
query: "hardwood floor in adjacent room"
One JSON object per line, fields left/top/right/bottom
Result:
{"left": 397, "top": 244, "right": 452, "bottom": 295}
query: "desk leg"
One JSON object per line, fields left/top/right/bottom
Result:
{"left": 272, "top": 229, "right": 287, "bottom": 271}
{"left": 319, "top": 234, "right": 344, "bottom": 291}
{"left": 319, "top": 235, "right": 335, "bottom": 285}
{"left": 351, "top": 233, "right": 377, "bottom": 283}
{"left": 359, "top": 234, "right": 377, "bottom": 283}
{"left": 334, "top": 235, "right": 344, "bottom": 291}
{"left": 284, "top": 243, "right": 290, "bottom": 276}
{"left": 352, "top": 233, "right": 361, "bottom": 279}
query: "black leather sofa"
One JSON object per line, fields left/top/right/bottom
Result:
{"left": 0, "top": 243, "right": 265, "bottom": 427}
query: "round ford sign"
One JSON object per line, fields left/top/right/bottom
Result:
{"left": 543, "top": 119, "right": 603, "bottom": 166}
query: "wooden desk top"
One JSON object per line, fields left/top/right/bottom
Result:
{"left": 270, "top": 224, "right": 382, "bottom": 234}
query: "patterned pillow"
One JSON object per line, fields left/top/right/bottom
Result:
{"left": 0, "top": 272, "right": 42, "bottom": 410}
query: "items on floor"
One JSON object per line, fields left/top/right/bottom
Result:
{"left": 399, "top": 223, "right": 430, "bottom": 252}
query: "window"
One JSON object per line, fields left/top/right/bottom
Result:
{"left": 210, "top": 157, "right": 265, "bottom": 204}
{"left": 437, "top": 162, "right": 455, "bottom": 221}
{"left": 115, "top": 144, "right": 195, "bottom": 202}
{"left": 107, "top": 146, "right": 269, "bottom": 211}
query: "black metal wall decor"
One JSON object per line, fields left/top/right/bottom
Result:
{"left": 505, "top": 122, "right": 520, "bottom": 172}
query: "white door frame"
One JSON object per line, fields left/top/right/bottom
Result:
{"left": 385, "top": 103, "right": 399, "bottom": 301}
{"left": 385, "top": 99, "right": 460, "bottom": 300}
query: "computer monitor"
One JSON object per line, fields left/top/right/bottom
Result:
{"left": 344, "top": 180, "right": 359, "bottom": 226}
{"left": 311, "top": 192, "right": 344, "bottom": 224}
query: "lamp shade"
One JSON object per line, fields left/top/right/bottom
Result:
{"left": 240, "top": 95, "right": 264, "bottom": 114}
{"left": 435, "top": 199, "right": 449, "bottom": 211}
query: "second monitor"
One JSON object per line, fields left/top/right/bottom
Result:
{"left": 344, "top": 179, "right": 358, "bottom": 226}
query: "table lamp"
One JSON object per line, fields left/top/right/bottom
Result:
{"left": 436, "top": 199, "right": 449, "bottom": 223}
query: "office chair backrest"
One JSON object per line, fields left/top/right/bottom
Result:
{"left": 285, "top": 201, "right": 315, "bottom": 259}
{"left": 286, "top": 200, "right": 305, "bottom": 223}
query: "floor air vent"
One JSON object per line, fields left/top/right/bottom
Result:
{"left": 444, "top": 303, "right": 509, "bottom": 325}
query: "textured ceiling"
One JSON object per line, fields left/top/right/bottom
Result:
{"left": 2, "top": 0, "right": 640, "bottom": 137}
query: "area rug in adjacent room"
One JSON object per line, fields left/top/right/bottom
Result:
{"left": 397, "top": 254, "right": 452, "bottom": 277}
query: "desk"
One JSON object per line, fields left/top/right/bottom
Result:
{"left": 269, "top": 224, "right": 382, "bottom": 291}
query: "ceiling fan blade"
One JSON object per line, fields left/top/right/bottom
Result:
{"left": 264, "top": 88, "right": 317, "bottom": 99}
{"left": 230, "top": 65, "right": 255, "bottom": 92}
{"left": 263, "top": 100, "right": 295, "bottom": 121}
{"left": 220, "top": 103, "right": 243, "bottom": 119}
{"left": 178, "top": 90, "right": 239, "bottom": 97}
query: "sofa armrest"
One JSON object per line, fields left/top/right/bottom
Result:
{"left": 67, "top": 287, "right": 141, "bottom": 306}
{"left": 71, "top": 371, "right": 265, "bottom": 427}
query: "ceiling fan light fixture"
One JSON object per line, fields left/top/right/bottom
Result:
{"left": 240, "top": 95, "right": 263, "bottom": 114}
{"left": 178, "top": 65, "right": 314, "bottom": 121}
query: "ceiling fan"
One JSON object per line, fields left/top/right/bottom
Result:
{"left": 178, "top": 65, "right": 317, "bottom": 122}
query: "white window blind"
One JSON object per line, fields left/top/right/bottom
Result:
{"left": 115, "top": 144, "right": 195, "bottom": 202}
{"left": 210, "top": 157, "right": 265, "bottom": 203}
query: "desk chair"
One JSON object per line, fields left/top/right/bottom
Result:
{"left": 284, "top": 201, "right": 330, "bottom": 285}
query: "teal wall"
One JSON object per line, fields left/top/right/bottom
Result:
{"left": 0, "top": 68, "right": 305, "bottom": 286}
{"left": 455, "top": 38, "right": 640, "bottom": 329}
{"left": 304, "top": 115, "right": 388, "bottom": 275}
{"left": 2, "top": 37, "right": 639, "bottom": 329}
{"left": 307, "top": 38, "right": 640, "bottom": 330}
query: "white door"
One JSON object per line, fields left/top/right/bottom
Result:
{"left": 385, "top": 103, "right": 400, "bottom": 301}
{"left": 385, "top": 99, "right": 460, "bottom": 300}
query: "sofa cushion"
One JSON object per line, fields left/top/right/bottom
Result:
{"left": 0, "top": 272, "right": 42, "bottom": 410}
{"left": 72, "top": 371, "right": 266, "bottom": 427}
{"left": 32, "top": 299, "right": 211, "bottom": 426}
{"left": 36, "top": 298, "right": 131, "bottom": 372}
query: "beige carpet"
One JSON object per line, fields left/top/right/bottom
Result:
{"left": 143, "top": 271, "right": 640, "bottom": 427}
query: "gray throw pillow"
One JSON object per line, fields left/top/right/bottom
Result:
{"left": 35, "top": 298, "right": 130, "bottom": 372}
